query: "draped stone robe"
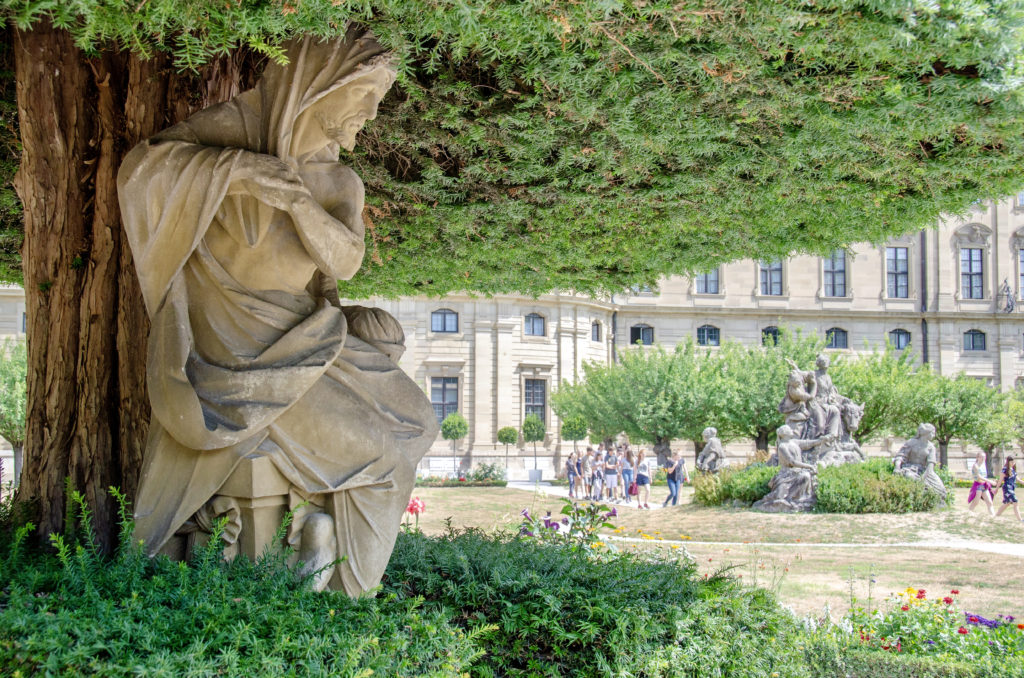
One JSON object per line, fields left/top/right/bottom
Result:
{"left": 118, "top": 59, "right": 437, "bottom": 594}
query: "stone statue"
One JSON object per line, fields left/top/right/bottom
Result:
{"left": 696, "top": 427, "right": 724, "bottom": 473}
{"left": 117, "top": 27, "right": 439, "bottom": 596}
{"left": 893, "top": 423, "right": 947, "bottom": 500}
{"left": 753, "top": 425, "right": 820, "bottom": 513}
{"left": 778, "top": 354, "right": 865, "bottom": 467}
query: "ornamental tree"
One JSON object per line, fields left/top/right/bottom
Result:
{"left": 560, "top": 414, "right": 589, "bottom": 457}
{"left": 440, "top": 411, "right": 469, "bottom": 458}
{"left": 521, "top": 414, "right": 546, "bottom": 472}
{"left": 5, "top": 0, "right": 1024, "bottom": 542}
{"left": 496, "top": 426, "right": 518, "bottom": 473}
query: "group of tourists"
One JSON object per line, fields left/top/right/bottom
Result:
{"left": 967, "top": 451, "right": 1021, "bottom": 521}
{"left": 564, "top": 444, "right": 690, "bottom": 509}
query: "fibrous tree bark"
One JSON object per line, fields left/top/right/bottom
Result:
{"left": 12, "top": 22, "right": 258, "bottom": 548}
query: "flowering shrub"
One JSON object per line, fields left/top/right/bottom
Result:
{"left": 518, "top": 498, "right": 616, "bottom": 552}
{"left": 847, "top": 587, "right": 1024, "bottom": 661}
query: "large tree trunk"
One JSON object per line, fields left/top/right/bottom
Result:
{"left": 12, "top": 22, "right": 258, "bottom": 549}
{"left": 691, "top": 438, "right": 703, "bottom": 464}
{"left": 754, "top": 429, "right": 770, "bottom": 453}
{"left": 938, "top": 440, "right": 949, "bottom": 468}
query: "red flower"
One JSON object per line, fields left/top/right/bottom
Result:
{"left": 901, "top": 605, "right": 909, "bottom": 611}
{"left": 406, "top": 497, "right": 425, "bottom": 515}
{"left": 958, "top": 627, "right": 968, "bottom": 635}
{"left": 458, "top": 477, "right": 466, "bottom": 482}
{"left": 916, "top": 589, "right": 926, "bottom": 599}
{"left": 1017, "top": 623, "right": 1024, "bottom": 630}
{"left": 943, "top": 597, "right": 954, "bottom": 605}
{"left": 951, "top": 589, "right": 959, "bottom": 595}
{"left": 969, "top": 615, "right": 980, "bottom": 623}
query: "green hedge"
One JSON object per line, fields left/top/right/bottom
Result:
{"left": 414, "top": 478, "right": 507, "bottom": 487}
{"left": 695, "top": 459, "right": 951, "bottom": 513}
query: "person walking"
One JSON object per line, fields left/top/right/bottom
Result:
{"left": 635, "top": 449, "right": 653, "bottom": 509}
{"left": 968, "top": 451, "right": 996, "bottom": 516}
{"left": 591, "top": 451, "right": 605, "bottom": 501}
{"left": 565, "top": 452, "right": 578, "bottom": 499}
{"left": 604, "top": 447, "right": 620, "bottom": 502}
{"left": 621, "top": 449, "right": 636, "bottom": 505}
{"left": 663, "top": 451, "right": 683, "bottom": 507}
{"left": 581, "top": 448, "right": 594, "bottom": 499}
{"left": 995, "top": 455, "right": 1022, "bottom": 522}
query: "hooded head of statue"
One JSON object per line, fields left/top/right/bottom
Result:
{"left": 241, "top": 25, "right": 397, "bottom": 163}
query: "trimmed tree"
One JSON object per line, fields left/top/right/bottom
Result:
{"left": 496, "top": 426, "right": 518, "bottom": 473}
{"left": 522, "top": 414, "right": 546, "bottom": 474}
{"left": 440, "top": 411, "right": 469, "bottom": 460}
{"left": 0, "top": 338, "right": 26, "bottom": 486}
{"left": 560, "top": 414, "right": 589, "bottom": 457}
{"left": 5, "top": 2, "right": 1024, "bottom": 542}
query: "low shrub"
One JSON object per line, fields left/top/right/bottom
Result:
{"left": 384, "top": 527, "right": 816, "bottom": 677}
{"left": 692, "top": 466, "right": 732, "bottom": 505}
{"left": 815, "top": 458, "right": 949, "bottom": 514}
{"left": 0, "top": 495, "right": 482, "bottom": 676}
{"left": 722, "top": 463, "right": 775, "bottom": 503}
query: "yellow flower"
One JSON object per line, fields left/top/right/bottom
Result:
{"left": 671, "top": 545, "right": 680, "bottom": 550}
{"left": 592, "top": 541, "right": 605, "bottom": 548}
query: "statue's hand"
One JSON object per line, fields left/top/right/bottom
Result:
{"left": 230, "top": 153, "right": 310, "bottom": 211}
{"left": 343, "top": 306, "right": 405, "bottom": 363}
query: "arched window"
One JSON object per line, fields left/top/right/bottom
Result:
{"left": 963, "top": 329, "right": 987, "bottom": 351}
{"left": 591, "top": 321, "right": 602, "bottom": 342}
{"left": 696, "top": 324, "right": 720, "bottom": 346}
{"left": 761, "top": 326, "right": 780, "bottom": 346}
{"left": 825, "top": 327, "right": 848, "bottom": 349}
{"left": 889, "top": 329, "right": 911, "bottom": 350}
{"left": 630, "top": 324, "right": 654, "bottom": 345}
{"left": 524, "top": 313, "right": 545, "bottom": 336}
{"left": 430, "top": 308, "right": 458, "bottom": 333}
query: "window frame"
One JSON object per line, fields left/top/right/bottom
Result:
{"left": 822, "top": 250, "right": 847, "bottom": 298}
{"left": 759, "top": 260, "right": 784, "bottom": 296}
{"left": 963, "top": 329, "right": 987, "bottom": 352}
{"left": 629, "top": 323, "right": 654, "bottom": 346}
{"left": 695, "top": 268, "right": 720, "bottom": 295}
{"left": 696, "top": 324, "right": 720, "bottom": 346}
{"left": 825, "top": 327, "right": 849, "bottom": 350}
{"left": 960, "top": 247, "right": 984, "bottom": 300}
{"left": 889, "top": 328, "right": 911, "bottom": 350}
{"left": 524, "top": 378, "right": 547, "bottom": 423}
{"left": 591, "top": 321, "right": 602, "bottom": 342}
{"left": 430, "top": 376, "right": 459, "bottom": 425}
{"left": 430, "top": 308, "right": 459, "bottom": 333}
{"left": 885, "top": 246, "right": 910, "bottom": 299}
{"left": 761, "top": 326, "right": 780, "bottom": 346}
{"left": 524, "top": 312, "right": 546, "bottom": 337}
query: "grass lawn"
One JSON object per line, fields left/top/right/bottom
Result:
{"left": 408, "top": 484, "right": 1024, "bottom": 620}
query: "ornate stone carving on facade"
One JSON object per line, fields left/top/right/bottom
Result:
{"left": 753, "top": 425, "right": 819, "bottom": 513}
{"left": 696, "top": 427, "right": 724, "bottom": 473}
{"left": 777, "top": 354, "right": 865, "bottom": 467}
{"left": 893, "top": 423, "right": 947, "bottom": 500}
{"left": 953, "top": 222, "right": 993, "bottom": 246}
{"left": 117, "top": 27, "right": 439, "bottom": 596}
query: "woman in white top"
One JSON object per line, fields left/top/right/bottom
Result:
{"left": 968, "top": 451, "right": 996, "bottom": 516}
{"left": 635, "top": 449, "right": 653, "bottom": 509}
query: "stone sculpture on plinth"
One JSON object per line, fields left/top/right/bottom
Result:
{"left": 753, "top": 425, "right": 820, "bottom": 513}
{"left": 777, "top": 354, "right": 865, "bottom": 467}
{"left": 893, "top": 423, "right": 947, "bottom": 500}
{"left": 117, "top": 27, "right": 439, "bottom": 596}
{"left": 696, "top": 427, "right": 724, "bottom": 473}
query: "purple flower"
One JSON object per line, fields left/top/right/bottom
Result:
{"left": 520, "top": 508, "right": 531, "bottom": 520}
{"left": 1006, "top": 615, "right": 1016, "bottom": 622}
{"left": 561, "top": 517, "right": 570, "bottom": 525}
{"left": 604, "top": 507, "right": 618, "bottom": 518}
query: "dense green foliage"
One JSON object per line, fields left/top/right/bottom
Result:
{"left": 0, "top": 338, "right": 25, "bottom": 448}
{"left": 440, "top": 411, "right": 468, "bottom": 443}
{"left": 0, "top": 45, "right": 20, "bottom": 285}
{"left": 385, "top": 527, "right": 812, "bottom": 677}
{"left": 815, "top": 458, "right": 952, "bottom": 513}
{"left": 829, "top": 341, "right": 919, "bottom": 443}
{"left": 559, "top": 413, "right": 589, "bottom": 451}
{"left": 695, "top": 458, "right": 951, "bottom": 512}
{"left": 4, "top": 1, "right": 1024, "bottom": 294}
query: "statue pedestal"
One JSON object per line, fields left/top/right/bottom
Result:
{"left": 215, "top": 454, "right": 291, "bottom": 560}
{"left": 175, "top": 454, "right": 291, "bottom": 562}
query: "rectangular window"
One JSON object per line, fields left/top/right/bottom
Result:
{"left": 430, "top": 377, "right": 458, "bottom": 424}
{"left": 886, "top": 247, "right": 909, "bottom": 298}
{"left": 630, "top": 325, "right": 654, "bottom": 345}
{"left": 823, "top": 250, "right": 847, "bottom": 297}
{"left": 591, "top": 322, "right": 601, "bottom": 342}
{"left": 759, "top": 260, "right": 783, "bottom": 296}
{"left": 525, "top": 314, "right": 545, "bottom": 336}
{"left": 696, "top": 269, "right": 719, "bottom": 294}
{"left": 430, "top": 309, "right": 458, "bottom": 333}
{"left": 961, "top": 248, "right": 984, "bottom": 299}
{"left": 524, "top": 379, "right": 546, "bottom": 423}
{"left": 1019, "top": 250, "right": 1024, "bottom": 301}
{"left": 964, "top": 330, "right": 986, "bottom": 352}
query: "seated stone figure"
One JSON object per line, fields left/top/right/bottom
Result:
{"left": 753, "top": 425, "right": 821, "bottom": 513}
{"left": 893, "top": 423, "right": 947, "bottom": 500}
{"left": 118, "top": 27, "right": 438, "bottom": 595}
{"left": 696, "top": 427, "right": 724, "bottom": 473}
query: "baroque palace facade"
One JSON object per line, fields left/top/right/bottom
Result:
{"left": 348, "top": 196, "right": 1024, "bottom": 477}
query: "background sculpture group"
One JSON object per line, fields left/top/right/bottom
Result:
{"left": 117, "top": 28, "right": 438, "bottom": 595}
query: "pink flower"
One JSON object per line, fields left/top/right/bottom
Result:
{"left": 406, "top": 497, "right": 425, "bottom": 515}
{"left": 943, "top": 597, "right": 954, "bottom": 605}
{"left": 958, "top": 627, "right": 968, "bottom": 635}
